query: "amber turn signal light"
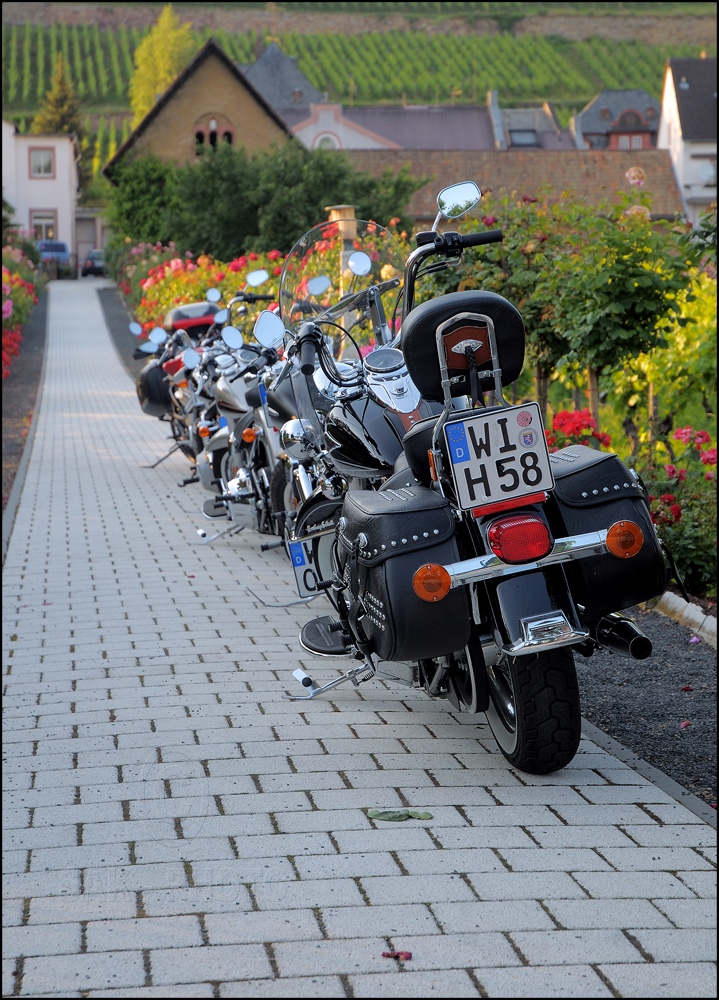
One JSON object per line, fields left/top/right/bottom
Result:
{"left": 606, "top": 520, "right": 644, "bottom": 558}
{"left": 242, "top": 428, "right": 257, "bottom": 443}
{"left": 412, "top": 563, "right": 452, "bottom": 602}
{"left": 198, "top": 425, "right": 211, "bottom": 439}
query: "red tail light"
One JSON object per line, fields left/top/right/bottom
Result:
{"left": 487, "top": 514, "right": 552, "bottom": 564}
{"left": 162, "top": 357, "right": 185, "bottom": 376}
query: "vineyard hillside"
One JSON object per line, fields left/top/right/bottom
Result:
{"left": 2, "top": 2, "right": 716, "bottom": 177}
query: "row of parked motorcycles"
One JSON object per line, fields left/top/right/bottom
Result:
{"left": 132, "top": 180, "right": 669, "bottom": 776}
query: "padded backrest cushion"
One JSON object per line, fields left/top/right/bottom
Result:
{"left": 401, "top": 290, "right": 525, "bottom": 401}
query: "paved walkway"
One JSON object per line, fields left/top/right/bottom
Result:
{"left": 2, "top": 280, "right": 716, "bottom": 998}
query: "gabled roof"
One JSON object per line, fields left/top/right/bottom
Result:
{"left": 241, "top": 41, "right": 323, "bottom": 112}
{"left": 347, "top": 149, "right": 684, "bottom": 222}
{"left": 104, "top": 38, "right": 293, "bottom": 179}
{"left": 667, "top": 57, "right": 717, "bottom": 141}
{"left": 576, "top": 90, "right": 660, "bottom": 133}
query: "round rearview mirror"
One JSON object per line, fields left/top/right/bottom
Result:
{"left": 246, "top": 268, "right": 269, "bottom": 287}
{"left": 222, "top": 326, "right": 244, "bottom": 349}
{"left": 213, "top": 308, "right": 229, "bottom": 325}
{"left": 307, "top": 275, "right": 331, "bottom": 297}
{"left": 206, "top": 288, "right": 222, "bottom": 303}
{"left": 149, "top": 326, "right": 167, "bottom": 345}
{"left": 254, "top": 310, "right": 285, "bottom": 350}
{"left": 139, "top": 341, "right": 158, "bottom": 353}
{"left": 347, "top": 251, "right": 372, "bottom": 276}
{"left": 437, "top": 181, "right": 481, "bottom": 219}
{"left": 129, "top": 321, "right": 143, "bottom": 337}
{"left": 182, "top": 348, "right": 201, "bottom": 369}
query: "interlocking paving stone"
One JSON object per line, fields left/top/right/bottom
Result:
{"left": 2, "top": 279, "right": 716, "bottom": 997}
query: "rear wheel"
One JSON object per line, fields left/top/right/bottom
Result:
{"left": 484, "top": 647, "right": 581, "bottom": 774}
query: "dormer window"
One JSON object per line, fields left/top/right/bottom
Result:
{"left": 509, "top": 129, "right": 538, "bottom": 147}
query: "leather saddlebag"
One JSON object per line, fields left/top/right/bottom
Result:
{"left": 335, "top": 485, "right": 471, "bottom": 662}
{"left": 546, "top": 446, "right": 666, "bottom": 622}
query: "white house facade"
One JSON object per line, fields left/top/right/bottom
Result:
{"left": 657, "top": 57, "right": 717, "bottom": 227}
{"left": 2, "top": 119, "right": 79, "bottom": 248}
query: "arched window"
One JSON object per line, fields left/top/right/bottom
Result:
{"left": 223, "top": 131, "right": 233, "bottom": 145}
{"left": 314, "top": 133, "right": 340, "bottom": 150}
{"left": 195, "top": 132, "right": 205, "bottom": 156}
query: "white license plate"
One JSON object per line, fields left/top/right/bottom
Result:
{"left": 444, "top": 403, "right": 554, "bottom": 510}
{"left": 288, "top": 532, "right": 335, "bottom": 598}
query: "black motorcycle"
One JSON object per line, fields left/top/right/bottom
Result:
{"left": 253, "top": 216, "right": 444, "bottom": 597}
{"left": 270, "top": 181, "right": 668, "bottom": 776}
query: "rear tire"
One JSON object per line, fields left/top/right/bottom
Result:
{"left": 484, "top": 647, "right": 581, "bottom": 774}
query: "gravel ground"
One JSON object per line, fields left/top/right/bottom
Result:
{"left": 3, "top": 285, "right": 716, "bottom": 814}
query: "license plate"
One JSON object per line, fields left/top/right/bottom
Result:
{"left": 444, "top": 403, "right": 554, "bottom": 510}
{"left": 288, "top": 532, "right": 335, "bottom": 598}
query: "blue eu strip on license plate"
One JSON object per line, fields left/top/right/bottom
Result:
{"left": 444, "top": 403, "right": 554, "bottom": 510}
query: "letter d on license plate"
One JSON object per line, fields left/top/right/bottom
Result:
{"left": 444, "top": 403, "right": 553, "bottom": 510}
{"left": 289, "top": 534, "right": 334, "bottom": 598}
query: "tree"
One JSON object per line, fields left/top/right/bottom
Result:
{"left": 105, "top": 156, "right": 177, "bottom": 247}
{"left": 31, "top": 54, "right": 90, "bottom": 189}
{"left": 163, "top": 143, "right": 258, "bottom": 260}
{"left": 129, "top": 5, "right": 196, "bottom": 127}
{"left": 546, "top": 182, "right": 702, "bottom": 429}
{"left": 157, "top": 141, "right": 424, "bottom": 258}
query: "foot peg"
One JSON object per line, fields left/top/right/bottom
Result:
{"left": 203, "top": 498, "right": 229, "bottom": 519}
{"left": 300, "top": 616, "right": 351, "bottom": 656}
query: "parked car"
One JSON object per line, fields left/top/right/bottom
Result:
{"left": 81, "top": 249, "right": 105, "bottom": 277}
{"left": 37, "top": 240, "right": 74, "bottom": 278}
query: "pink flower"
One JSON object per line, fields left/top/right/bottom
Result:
{"left": 673, "top": 426, "right": 694, "bottom": 444}
{"left": 625, "top": 166, "right": 647, "bottom": 187}
{"left": 267, "top": 249, "right": 282, "bottom": 261}
{"left": 664, "top": 464, "right": 678, "bottom": 479}
{"left": 482, "top": 215, "right": 498, "bottom": 226}
{"left": 169, "top": 258, "right": 184, "bottom": 272}
{"left": 624, "top": 204, "right": 651, "bottom": 220}
{"left": 2, "top": 298, "right": 13, "bottom": 319}
{"left": 186, "top": 263, "right": 197, "bottom": 271}
{"left": 700, "top": 448, "right": 717, "bottom": 466}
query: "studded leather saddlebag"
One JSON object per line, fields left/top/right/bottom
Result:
{"left": 545, "top": 446, "right": 666, "bottom": 622}
{"left": 335, "top": 485, "right": 471, "bottom": 662}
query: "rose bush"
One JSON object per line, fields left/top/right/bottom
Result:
{"left": 639, "top": 426, "right": 717, "bottom": 598}
{"left": 2, "top": 239, "right": 43, "bottom": 379}
{"left": 113, "top": 239, "right": 285, "bottom": 338}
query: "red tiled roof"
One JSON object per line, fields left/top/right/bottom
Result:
{"left": 346, "top": 149, "right": 685, "bottom": 221}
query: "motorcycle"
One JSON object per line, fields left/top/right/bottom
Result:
{"left": 253, "top": 217, "right": 445, "bottom": 597}
{"left": 130, "top": 269, "right": 275, "bottom": 481}
{"left": 190, "top": 275, "right": 293, "bottom": 537}
{"left": 270, "top": 181, "right": 668, "bottom": 776}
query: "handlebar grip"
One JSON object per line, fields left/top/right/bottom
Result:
{"left": 460, "top": 229, "right": 503, "bottom": 247}
{"left": 299, "top": 338, "right": 317, "bottom": 375}
{"left": 251, "top": 294, "right": 275, "bottom": 302}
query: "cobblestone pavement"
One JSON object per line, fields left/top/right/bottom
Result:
{"left": 2, "top": 280, "right": 716, "bottom": 998}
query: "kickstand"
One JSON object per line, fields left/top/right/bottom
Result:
{"left": 197, "top": 523, "right": 246, "bottom": 545}
{"left": 143, "top": 443, "right": 182, "bottom": 468}
{"left": 286, "top": 663, "right": 375, "bottom": 701}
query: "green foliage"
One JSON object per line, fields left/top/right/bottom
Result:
{"left": 128, "top": 4, "right": 198, "bottom": 127}
{"left": 162, "top": 143, "right": 260, "bottom": 260}
{"left": 154, "top": 141, "right": 424, "bottom": 257}
{"left": 638, "top": 429, "right": 717, "bottom": 598}
{"left": 105, "top": 155, "right": 178, "bottom": 249}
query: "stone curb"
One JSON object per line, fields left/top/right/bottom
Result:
{"left": 653, "top": 592, "right": 718, "bottom": 649}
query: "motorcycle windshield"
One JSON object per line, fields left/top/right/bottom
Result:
{"left": 279, "top": 219, "right": 405, "bottom": 353}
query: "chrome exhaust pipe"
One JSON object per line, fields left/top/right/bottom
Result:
{"left": 594, "top": 613, "right": 652, "bottom": 660}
